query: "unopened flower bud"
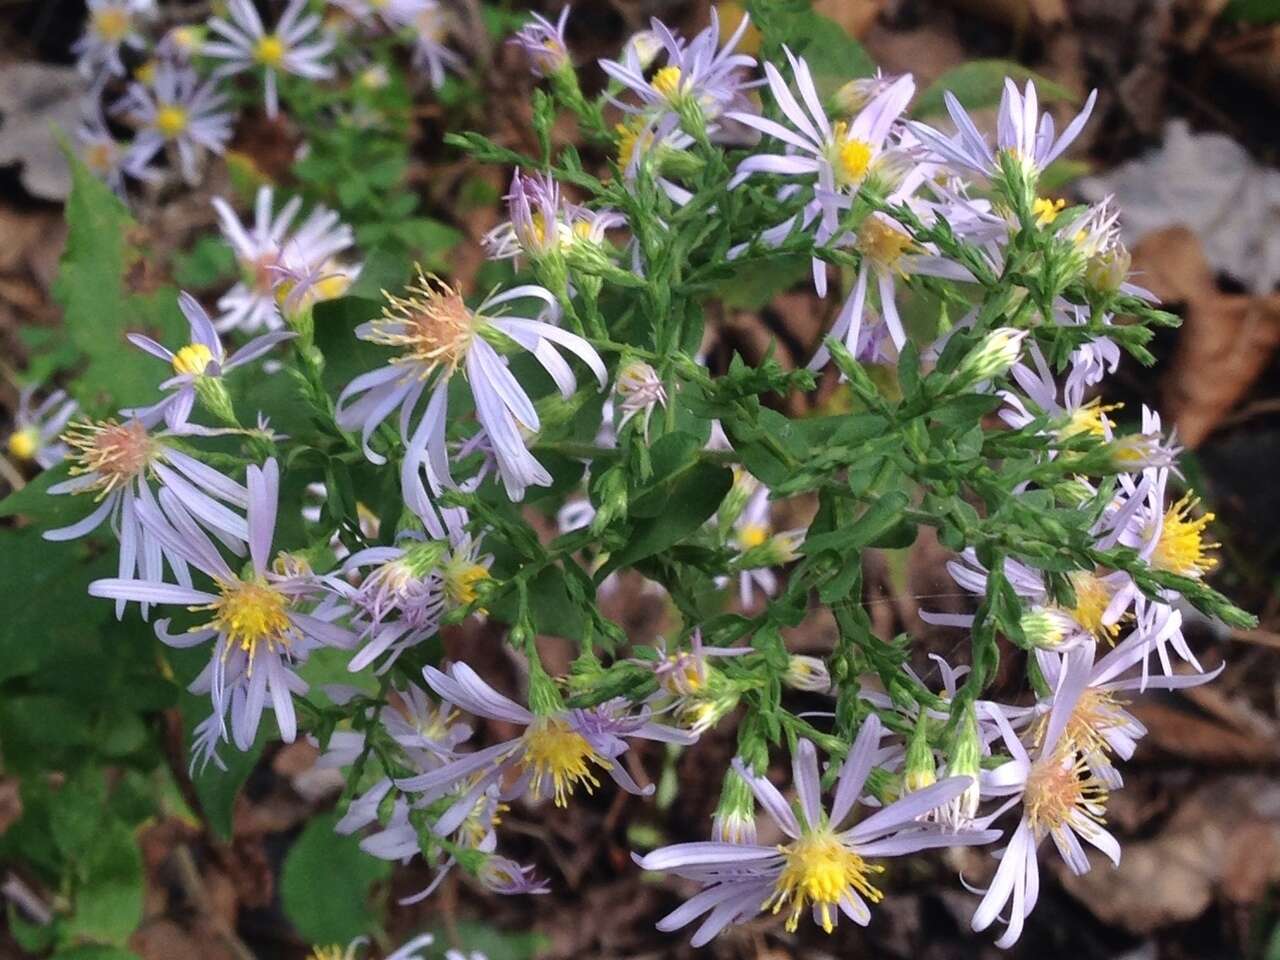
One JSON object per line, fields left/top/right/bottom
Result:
{"left": 784, "top": 655, "right": 831, "bottom": 693}
{"left": 712, "top": 769, "right": 757, "bottom": 844}
{"left": 589, "top": 467, "right": 629, "bottom": 537}
{"left": 1019, "top": 606, "right": 1079, "bottom": 650}
{"left": 941, "top": 707, "right": 982, "bottom": 828}
{"left": 1085, "top": 242, "right": 1132, "bottom": 295}
{"left": 903, "top": 713, "right": 937, "bottom": 794}
{"left": 955, "top": 328, "right": 1027, "bottom": 388}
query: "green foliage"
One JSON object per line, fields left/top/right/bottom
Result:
{"left": 280, "top": 812, "right": 392, "bottom": 945}
{"left": 51, "top": 146, "right": 184, "bottom": 413}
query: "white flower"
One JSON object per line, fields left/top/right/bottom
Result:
{"left": 203, "top": 0, "right": 335, "bottom": 119}
{"left": 213, "top": 186, "right": 358, "bottom": 333}
{"left": 114, "top": 63, "right": 234, "bottom": 185}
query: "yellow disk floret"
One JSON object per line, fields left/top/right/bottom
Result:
{"left": 172, "top": 342, "right": 215, "bottom": 376}
{"left": 765, "top": 828, "right": 884, "bottom": 933}
{"left": 521, "top": 717, "right": 610, "bottom": 807}
{"left": 1149, "top": 494, "right": 1218, "bottom": 578}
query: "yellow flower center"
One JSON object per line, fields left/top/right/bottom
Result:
{"left": 1066, "top": 569, "right": 1120, "bottom": 642}
{"left": 1033, "top": 688, "right": 1129, "bottom": 761}
{"left": 1148, "top": 494, "right": 1218, "bottom": 578}
{"left": 765, "top": 828, "right": 884, "bottom": 933}
{"left": 7, "top": 427, "right": 40, "bottom": 461}
{"left": 208, "top": 577, "right": 292, "bottom": 661}
{"left": 64, "top": 419, "right": 156, "bottom": 496}
{"left": 1023, "top": 752, "right": 1108, "bottom": 841}
{"left": 155, "top": 104, "right": 189, "bottom": 138}
{"left": 660, "top": 653, "right": 704, "bottom": 695}
{"left": 737, "top": 523, "right": 769, "bottom": 550}
{"left": 369, "top": 272, "right": 477, "bottom": 378}
{"left": 93, "top": 6, "right": 131, "bottom": 41}
{"left": 521, "top": 717, "right": 609, "bottom": 807}
{"left": 135, "top": 60, "right": 157, "bottom": 86}
{"left": 254, "top": 34, "right": 286, "bottom": 67}
{"left": 829, "top": 122, "right": 873, "bottom": 187}
{"left": 172, "top": 343, "right": 215, "bottom": 376}
{"left": 170, "top": 26, "right": 198, "bottom": 51}
{"left": 444, "top": 562, "right": 490, "bottom": 608}
{"left": 307, "top": 947, "right": 346, "bottom": 960}
{"left": 1060, "top": 398, "right": 1122, "bottom": 440}
{"left": 1033, "top": 197, "right": 1067, "bottom": 226}
{"left": 652, "top": 65, "right": 684, "bottom": 101}
{"left": 856, "top": 217, "right": 913, "bottom": 268}
{"left": 615, "top": 120, "right": 645, "bottom": 169}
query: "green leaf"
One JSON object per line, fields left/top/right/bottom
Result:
{"left": 1222, "top": 0, "right": 1280, "bottom": 22}
{"left": 712, "top": 254, "right": 810, "bottom": 309}
{"left": 281, "top": 811, "right": 390, "bottom": 945}
{"left": 912, "top": 60, "right": 1078, "bottom": 119}
{"left": 752, "top": 3, "right": 875, "bottom": 92}
{"left": 53, "top": 146, "right": 185, "bottom": 413}
{"left": 63, "top": 818, "right": 144, "bottom": 947}
{"left": 603, "top": 462, "right": 733, "bottom": 574}
{"left": 171, "top": 234, "right": 237, "bottom": 289}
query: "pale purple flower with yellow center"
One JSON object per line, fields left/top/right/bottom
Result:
{"left": 634, "top": 716, "right": 998, "bottom": 945}
{"left": 720, "top": 480, "right": 801, "bottom": 609}
{"left": 45, "top": 414, "right": 250, "bottom": 618}
{"left": 124, "top": 292, "right": 294, "bottom": 429}
{"left": 510, "top": 6, "right": 571, "bottom": 78}
{"left": 1097, "top": 459, "right": 1218, "bottom": 582}
{"left": 73, "top": 0, "right": 152, "bottom": 83}
{"left": 922, "top": 548, "right": 1135, "bottom": 650}
{"left": 114, "top": 63, "right": 234, "bottom": 185}
{"left": 408, "top": 4, "right": 464, "bottom": 89}
{"left": 599, "top": 9, "right": 757, "bottom": 135}
{"left": 321, "top": 683, "right": 472, "bottom": 839}
{"left": 79, "top": 114, "right": 153, "bottom": 197}
{"left": 213, "top": 186, "right": 358, "bottom": 333}
{"left": 6, "top": 386, "right": 77, "bottom": 470}
{"left": 816, "top": 208, "right": 974, "bottom": 360}
{"left": 333, "top": 512, "right": 492, "bottom": 673}
{"left": 335, "top": 271, "right": 605, "bottom": 502}
{"left": 203, "top": 0, "right": 335, "bottom": 120}
{"left": 88, "top": 459, "right": 355, "bottom": 752}
{"left": 726, "top": 51, "right": 916, "bottom": 298}
{"left": 910, "top": 78, "right": 1097, "bottom": 181}
{"left": 397, "top": 663, "right": 691, "bottom": 818}
{"left": 1028, "top": 632, "right": 1221, "bottom": 790}
{"left": 481, "top": 169, "right": 625, "bottom": 266}
{"left": 968, "top": 643, "right": 1119, "bottom": 948}
{"left": 651, "top": 629, "right": 750, "bottom": 700}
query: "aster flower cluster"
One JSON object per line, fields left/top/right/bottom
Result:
{"left": 66, "top": 0, "right": 467, "bottom": 197}
{"left": 29, "top": 4, "right": 1260, "bottom": 951}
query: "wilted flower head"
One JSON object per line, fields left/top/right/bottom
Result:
{"left": 614, "top": 361, "right": 666, "bottom": 440}
{"left": 336, "top": 271, "right": 605, "bottom": 503}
